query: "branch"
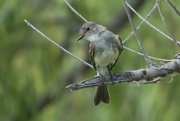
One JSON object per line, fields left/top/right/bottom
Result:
{"left": 167, "top": 0, "right": 180, "bottom": 16}
{"left": 108, "top": 0, "right": 146, "bottom": 32}
{"left": 24, "top": 19, "right": 93, "bottom": 69}
{"left": 123, "top": 46, "right": 173, "bottom": 62}
{"left": 123, "top": 1, "right": 158, "bottom": 44}
{"left": 64, "top": 0, "right": 88, "bottom": 22}
{"left": 156, "top": 0, "right": 180, "bottom": 48}
{"left": 126, "top": 1, "right": 180, "bottom": 45}
{"left": 66, "top": 57, "right": 180, "bottom": 90}
{"left": 123, "top": 0, "right": 155, "bottom": 67}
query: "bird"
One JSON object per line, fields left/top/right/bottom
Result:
{"left": 77, "top": 21, "right": 123, "bottom": 106}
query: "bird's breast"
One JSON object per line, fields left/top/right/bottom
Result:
{"left": 94, "top": 42, "right": 119, "bottom": 67}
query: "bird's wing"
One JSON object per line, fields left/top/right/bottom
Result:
{"left": 115, "top": 35, "right": 123, "bottom": 53}
{"left": 89, "top": 43, "right": 96, "bottom": 70}
{"left": 108, "top": 35, "right": 123, "bottom": 70}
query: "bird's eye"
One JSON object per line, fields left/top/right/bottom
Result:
{"left": 86, "top": 27, "right": 90, "bottom": 31}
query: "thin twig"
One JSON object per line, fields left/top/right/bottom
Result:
{"left": 156, "top": 0, "right": 180, "bottom": 48}
{"left": 167, "top": 0, "right": 180, "bottom": 16}
{"left": 123, "top": 0, "right": 154, "bottom": 67}
{"left": 64, "top": 0, "right": 88, "bottom": 22}
{"left": 24, "top": 19, "right": 93, "bottom": 69}
{"left": 123, "top": 2, "right": 158, "bottom": 44}
{"left": 123, "top": 46, "right": 173, "bottom": 62}
{"left": 126, "top": 2, "right": 179, "bottom": 44}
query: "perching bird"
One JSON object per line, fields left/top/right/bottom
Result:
{"left": 77, "top": 21, "right": 123, "bottom": 106}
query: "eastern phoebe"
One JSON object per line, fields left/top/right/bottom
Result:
{"left": 77, "top": 21, "right": 123, "bottom": 106}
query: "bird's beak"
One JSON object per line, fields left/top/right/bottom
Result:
{"left": 77, "top": 35, "right": 84, "bottom": 41}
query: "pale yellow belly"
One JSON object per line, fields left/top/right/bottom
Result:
{"left": 94, "top": 49, "right": 119, "bottom": 67}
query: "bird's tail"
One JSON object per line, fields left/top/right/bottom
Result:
{"left": 94, "top": 85, "right": 109, "bottom": 106}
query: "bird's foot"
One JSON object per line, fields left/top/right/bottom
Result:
{"left": 99, "top": 74, "right": 106, "bottom": 85}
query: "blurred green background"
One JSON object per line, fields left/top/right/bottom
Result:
{"left": 0, "top": 0, "right": 180, "bottom": 121}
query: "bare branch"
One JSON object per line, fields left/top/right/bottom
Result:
{"left": 108, "top": 0, "right": 146, "bottom": 32}
{"left": 66, "top": 58, "right": 180, "bottom": 90}
{"left": 122, "top": 2, "right": 172, "bottom": 62}
{"left": 156, "top": 0, "right": 180, "bottom": 48}
{"left": 123, "top": 2, "right": 158, "bottom": 44}
{"left": 24, "top": 19, "right": 93, "bottom": 69}
{"left": 122, "top": 1, "right": 178, "bottom": 62}
{"left": 126, "top": 2, "right": 180, "bottom": 45}
{"left": 123, "top": 46, "right": 173, "bottom": 62}
{"left": 123, "top": 0, "right": 154, "bottom": 67}
{"left": 167, "top": 0, "right": 180, "bottom": 16}
{"left": 64, "top": 0, "right": 88, "bottom": 22}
